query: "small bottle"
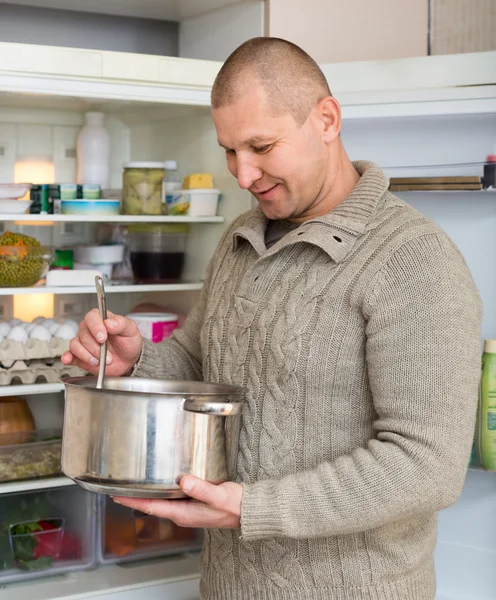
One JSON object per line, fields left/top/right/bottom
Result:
{"left": 163, "top": 160, "right": 182, "bottom": 212}
{"left": 478, "top": 339, "right": 496, "bottom": 470}
{"left": 482, "top": 154, "right": 496, "bottom": 190}
{"left": 76, "top": 112, "right": 111, "bottom": 188}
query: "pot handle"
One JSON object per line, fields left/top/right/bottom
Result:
{"left": 182, "top": 398, "right": 243, "bottom": 416}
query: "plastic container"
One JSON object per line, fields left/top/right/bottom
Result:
{"left": 60, "top": 199, "right": 120, "bottom": 216}
{"left": 0, "top": 246, "right": 52, "bottom": 287}
{"left": 0, "top": 200, "right": 32, "bottom": 214}
{"left": 59, "top": 184, "right": 78, "bottom": 200}
{"left": 81, "top": 184, "right": 101, "bottom": 200}
{"left": 74, "top": 262, "right": 113, "bottom": 280}
{"left": 73, "top": 244, "right": 124, "bottom": 265}
{"left": 122, "top": 162, "right": 166, "bottom": 215}
{"left": 478, "top": 339, "right": 496, "bottom": 470}
{"left": 128, "top": 223, "right": 187, "bottom": 283}
{"left": 0, "top": 429, "right": 62, "bottom": 482}
{"left": 97, "top": 495, "right": 202, "bottom": 565}
{"left": 167, "top": 189, "right": 220, "bottom": 217}
{"left": 76, "top": 112, "right": 111, "bottom": 188}
{"left": 127, "top": 313, "right": 178, "bottom": 343}
{"left": 0, "top": 485, "right": 97, "bottom": 583}
{"left": 0, "top": 184, "right": 32, "bottom": 200}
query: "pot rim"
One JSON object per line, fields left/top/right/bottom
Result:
{"left": 63, "top": 376, "right": 246, "bottom": 399}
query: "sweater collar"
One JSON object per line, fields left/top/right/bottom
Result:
{"left": 232, "top": 161, "right": 390, "bottom": 262}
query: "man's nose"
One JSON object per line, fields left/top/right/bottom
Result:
{"left": 236, "top": 157, "right": 262, "bottom": 190}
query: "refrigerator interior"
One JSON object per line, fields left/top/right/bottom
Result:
{"left": 0, "top": 90, "right": 495, "bottom": 598}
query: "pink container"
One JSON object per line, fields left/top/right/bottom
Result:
{"left": 127, "top": 313, "right": 178, "bottom": 344}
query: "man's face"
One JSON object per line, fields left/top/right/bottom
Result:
{"left": 212, "top": 83, "right": 330, "bottom": 222}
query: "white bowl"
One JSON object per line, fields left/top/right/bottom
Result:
{"left": 0, "top": 199, "right": 33, "bottom": 214}
{"left": 73, "top": 244, "right": 124, "bottom": 264}
{"left": 0, "top": 183, "right": 32, "bottom": 200}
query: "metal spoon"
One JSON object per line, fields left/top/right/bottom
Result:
{"left": 95, "top": 275, "right": 107, "bottom": 389}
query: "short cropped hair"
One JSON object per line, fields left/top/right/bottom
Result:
{"left": 211, "top": 37, "right": 332, "bottom": 126}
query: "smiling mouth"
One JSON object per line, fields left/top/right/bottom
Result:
{"left": 252, "top": 184, "right": 278, "bottom": 196}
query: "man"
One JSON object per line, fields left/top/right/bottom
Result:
{"left": 62, "top": 38, "right": 482, "bottom": 599}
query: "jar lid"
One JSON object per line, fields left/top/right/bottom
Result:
{"left": 164, "top": 160, "right": 178, "bottom": 170}
{"left": 123, "top": 162, "right": 165, "bottom": 169}
{"left": 127, "top": 313, "right": 178, "bottom": 323}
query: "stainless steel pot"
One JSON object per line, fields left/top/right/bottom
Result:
{"left": 62, "top": 376, "right": 245, "bottom": 498}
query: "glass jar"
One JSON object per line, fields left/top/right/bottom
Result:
{"left": 122, "top": 162, "right": 166, "bottom": 215}
{"left": 128, "top": 223, "right": 188, "bottom": 283}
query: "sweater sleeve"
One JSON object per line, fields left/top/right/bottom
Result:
{"left": 240, "top": 233, "right": 482, "bottom": 541}
{"left": 132, "top": 213, "right": 247, "bottom": 381}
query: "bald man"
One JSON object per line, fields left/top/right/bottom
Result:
{"left": 64, "top": 38, "right": 482, "bottom": 600}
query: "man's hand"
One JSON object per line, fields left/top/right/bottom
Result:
{"left": 112, "top": 476, "right": 243, "bottom": 529}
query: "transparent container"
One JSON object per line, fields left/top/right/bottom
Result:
{"left": 97, "top": 495, "right": 202, "bottom": 565}
{"left": 0, "top": 485, "right": 97, "bottom": 583}
{"left": 128, "top": 223, "right": 188, "bottom": 283}
{"left": 0, "top": 245, "right": 52, "bottom": 287}
{"left": 0, "top": 429, "right": 62, "bottom": 483}
{"left": 122, "top": 162, "right": 166, "bottom": 215}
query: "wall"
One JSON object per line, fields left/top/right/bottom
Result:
{"left": 431, "top": 0, "right": 496, "bottom": 55}
{"left": 266, "top": 0, "right": 428, "bottom": 63}
{"left": 179, "top": 0, "right": 264, "bottom": 61}
{"left": 0, "top": 3, "right": 179, "bottom": 56}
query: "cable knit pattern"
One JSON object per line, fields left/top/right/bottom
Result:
{"left": 133, "top": 161, "right": 482, "bottom": 600}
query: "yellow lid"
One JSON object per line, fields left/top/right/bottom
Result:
{"left": 183, "top": 173, "right": 213, "bottom": 189}
{"left": 484, "top": 339, "right": 496, "bottom": 353}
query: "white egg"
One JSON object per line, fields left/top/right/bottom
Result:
{"left": 47, "top": 321, "right": 61, "bottom": 335}
{"left": 0, "top": 322, "right": 11, "bottom": 337}
{"left": 29, "top": 325, "right": 52, "bottom": 342}
{"left": 24, "top": 323, "right": 37, "bottom": 334}
{"left": 53, "top": 324, "right": 77, "bottom": 340}
{"left": 42, "top": 318, "right": 57, "bottom": 329}
{"left": 62, "top": 319, "right": 79, "bottom": 332}
{"left": 9, "top": 318, "right": 23, "bottom": 327}
{"left": 7, "top": 325, "right": 28, "bottom": 343}
{"left": 32, "top": 316, "right": 46, "bottom": 325}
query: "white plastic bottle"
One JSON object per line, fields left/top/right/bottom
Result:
{"left": 163, "top": 160, "right": 182, "bottom": 213}
{"left": 76, "top": 112, "right": 111, "bottom": 188}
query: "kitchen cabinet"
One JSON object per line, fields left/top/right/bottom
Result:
{"left": 0, "top": 41, "right": 495, "bottom": 599}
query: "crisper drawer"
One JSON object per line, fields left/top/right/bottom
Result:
{"left": 97, "top": 495, "right": 203, "bottom": 565}
{"left": 0, "top": 485, "right": 97, "bottom": 584}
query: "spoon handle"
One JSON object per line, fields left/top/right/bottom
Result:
{"left": 95, "top": 275, "right": 107, "bottom": 389}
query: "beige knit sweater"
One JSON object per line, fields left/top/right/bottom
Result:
{"left": 134, "top": 161, "right": 482, "bottom": 600}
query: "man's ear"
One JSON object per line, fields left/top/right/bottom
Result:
{"left": 318, "top": 96, "right": 341, "bottom": 143}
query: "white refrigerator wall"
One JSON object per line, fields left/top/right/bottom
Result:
{"left": 342, "top": 112, "right": 496, "bottom": 600}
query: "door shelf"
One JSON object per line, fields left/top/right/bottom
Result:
{"left": 0, "top": 476, "right": 75, "bottom": 495}
{"left": 0, "top": 214, "right": 225, "bottom": 223}
{"left": 0, "top": 382, "right": 65, "bottom": 396}
{"left": 0, "top": 282, "right": 203, "bottom": 295}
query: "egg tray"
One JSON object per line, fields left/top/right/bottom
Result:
{"left": 0, "top": 337, "right": 71, "bottom": 366}
{"left": 0, "top": 359, "right": 85, "bottom": 386}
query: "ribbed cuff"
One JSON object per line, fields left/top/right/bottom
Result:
{"left": 240, "top": 480, "right": 285, "bottom": 541}
{"left": 131, "top": 338, "right": 158, "bottom": 378}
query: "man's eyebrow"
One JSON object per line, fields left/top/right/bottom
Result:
{"left": 218, "top": 136, "right": 273, "bottom": 149}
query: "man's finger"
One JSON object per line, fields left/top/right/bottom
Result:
{"left": 104, "top": 314, "right": 140, "bottom": 338}
{"left": 180, "top": 476, "right": 224, "bottom": 508}
{"left": 113, "top": 496, "right": 184, "bottom": 520}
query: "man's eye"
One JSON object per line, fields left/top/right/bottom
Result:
{"left": 254, "top": 145, "right": 271, "bottom": 154}
{"left": 225, "top": 149, "right": 236, "bottom": 156}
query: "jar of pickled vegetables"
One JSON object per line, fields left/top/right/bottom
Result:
{"left": 122, "top": 162, "right": 166, "bottom": 215}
